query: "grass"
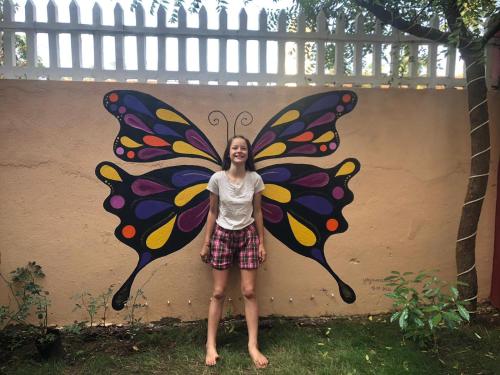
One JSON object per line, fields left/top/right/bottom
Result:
{"left": 1, "top": 311, "right": 499, "bottom": 375}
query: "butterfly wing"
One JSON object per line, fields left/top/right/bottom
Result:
{"left": 252, "top": 91, "right": 357, "bottom": 162}
{"left": 103, "top": 90, "right": 222, "bottom": 164}
{"left": 96, "top": 162, "right": 213, "bottom": 310}
{"left": 259, "top": 160, "right": 360, "bottom": 303}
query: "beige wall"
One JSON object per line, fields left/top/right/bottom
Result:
{"left": 0, "top": 80, "right": 498, "bottom": 325}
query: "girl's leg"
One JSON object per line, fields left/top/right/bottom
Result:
{"left": 240, "top": 269, "right": 268, "bottom": 368}
{"left": 206, "top": 268, "right": 230, "bottom": 366}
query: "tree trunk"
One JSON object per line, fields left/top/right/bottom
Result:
{"left": 456, "top": 46, "right": 491, "bottom": 312}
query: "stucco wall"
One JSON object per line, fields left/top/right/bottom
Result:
{"left": 0, "top": 80, "right": 498, "bottom": 325}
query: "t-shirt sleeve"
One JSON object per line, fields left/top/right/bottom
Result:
{"left": 207, "top": 173, "right": 219, "bottom": 195}
{"left": 254, "top": 173, "right": 265, "bottom": 193}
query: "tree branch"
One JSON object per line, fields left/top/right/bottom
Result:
{"left": 482, "top": 12, "right": 500, "bottom": 46}
{"left": 354, "top": 0, "right": 450, "bottom": 42}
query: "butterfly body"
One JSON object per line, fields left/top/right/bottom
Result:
{"left": 96, "top": 89, "right": 360, "bottom": 309}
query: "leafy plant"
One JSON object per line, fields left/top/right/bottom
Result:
{"left": 123, "top": 288, "right": 148, "bottom": 328}
{"left": 72, "top": 285, "right": 114, "bottom": 328}
{"left": 0, "top": 262, "right": 57, "bottom": 346}
{"left": 73, "top": 292, "right": 99, "bottom": 328}
{"left": 384, "top": 270, "right": 470, "bottom": 349}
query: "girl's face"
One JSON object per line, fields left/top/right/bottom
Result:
{"left": 229, "top": 137, "right": 248, "bottom": 166}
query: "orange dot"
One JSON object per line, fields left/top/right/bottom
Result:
{"left": 342, "top": 94, "right": 351, "bottom": 103}
{"left": 109, "top": 93, "right": 119, "bottom": 102}
{"left": 127, "top": 150, "right": 135, "bottom": 159}
{"left": 320, "top": 144, "right": 328, "bottom": 152}
{"left": 122, "top": 225, "right": 136, "bottom": 238}
{"left": 326, "top": 219, "right": 339, "bottom": 232}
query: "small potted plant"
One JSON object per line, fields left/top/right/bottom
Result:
{"left": 1, "top": 262, "right": 63, "bottom": 359}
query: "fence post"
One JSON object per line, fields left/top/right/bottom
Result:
{"left": 70, "top": 0, "right": 82, "bottom": 80}
{"left": 25, "top": 0, "right": 37, "bottom": 79}
{"left": 258, "top": 9, "right": 267, "bottom": 85}
{"left": 92, "top": 2, "right": 103, "bottom": 80}
{"left": 199, "top": 6, "right": 208, "bottom": 84}
{"left": 47, "top": 0, "right": 59, "bottom": 77}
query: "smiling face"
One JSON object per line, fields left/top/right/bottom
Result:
{"left": 229, "top": 137, "right": 249, "bottom": 166}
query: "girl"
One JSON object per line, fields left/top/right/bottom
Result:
{"left": 200, "top": 135, "right": 268, "bottom": 368}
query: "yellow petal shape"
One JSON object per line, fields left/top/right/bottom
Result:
{"left": 172, "top": 141, "right": 217, "bottom": 162}
{"left": 313, "top": 131, "right": 335, "bottom": 143}
{"left": 254, "top": 143, "right": 286, "bottom": 160}
{"left": 156, "top": 109, "right": 189, "bottom": 125}
{"left": 262, "top": 184, "right": 291, "bottom": 203}
{"left": 287, "top": 213, "right": 317, "bottom": 247}
{"left": 336, "top": 161, "right": 356, "bottom": 177}
{"left": 175, "top": 183, "right": 208, "bottom": 207}
{"left": 146, "top": 215, "right": 177, "bottom": 250}
{"left": 271, "top": 110, "right": 300, "bottom": 127}
{"left": 99, "top": 165, "right": 122, "bottom": 182}
{"left": 120, "top": 136, "right": 143, "bottom": 148}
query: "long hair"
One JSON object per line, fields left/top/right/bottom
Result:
{"left": 222, "top": 135, "right": 256, "bottom": 171}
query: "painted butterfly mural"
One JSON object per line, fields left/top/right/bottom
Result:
{"left": 95, "top": 90, "right": 360, "bottom": 310}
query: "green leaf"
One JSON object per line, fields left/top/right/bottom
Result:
{"left": 390, "top": 311, "right": 401, "bottom": 322}
{"left": 457, "top": 305, "right": 470, "bottom": 321}
{"left": 450, "top": 286, "right": 459, "bottom": 299}
{"left": 399, "top": 309, "right": 409, "bottom": 329}
{"left": 430, "top": 313, "right": 442, "bottom": 328}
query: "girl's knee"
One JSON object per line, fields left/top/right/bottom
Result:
{"left": 241, "top": 287, "right": 256, "bottom": 299}
{"left": 212, "top": 288, "right": 226, "bottom": 300}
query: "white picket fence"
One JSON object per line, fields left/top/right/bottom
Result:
{"left": 0, "top": 0, "right": 477, "bottom": 87}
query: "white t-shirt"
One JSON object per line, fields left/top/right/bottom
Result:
{"left": 207, "top": 171, "right": 265, "bottom": 230}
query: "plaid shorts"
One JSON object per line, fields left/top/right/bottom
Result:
{"left": 208, "top": 223, "right": 260, "bottom": 270}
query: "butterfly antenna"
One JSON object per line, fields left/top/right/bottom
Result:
{"left": 233, "top": 111, "right": 253, "bottom": 138}
{"left": 316, "top": 256, "right": 356, "bottom": 304}
{"left": 208, "top": 110, "right": 229, "bottom": 142}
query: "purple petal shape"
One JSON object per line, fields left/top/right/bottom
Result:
{"left": 292, "top": 172, "right": 329, "bottom": 188}
{"left": 132, "top": 179, "right": 171, "bottom": 196}
{"left": 123, "top": 94, "right": 154, "bottom": 117}
{"left": 172, "top": 170, "right": 212, "bottom": 187}
{"left": 138, "top": 148, "right": 171, "bottom": 160}
{"left": 124, "top": 114, "right": 153, "bottom": 134}
{"left": 306, "top": 112, "right": 336, "bottom": 129}
{"left": 279, "top": 121, "right": 305, "bottom": 138}
{"left": 186, "top": 129, "right": 218, "bottom": 159}
{"left": 295, "top": 196, "right": 333, "bottom": 215}
{"left": 252, "top": 131, "right": 276, "bottom": 154}
{"left": 177, "top": 199, "right": 210, "bottom": 232}
{"left": 303, "top": 94, "right": 339, "bottom": 116}
{"left": 260, "top": 167, "right": 291, "bottom": 183}
{"left": 135, "top": 200, "right": 172, "bottom": 220}
{"left": 153, "top": 124, "right": 182, "bottom": 137}
{"left": 262, "top": 202, "right": 283, "bottom": 224}
{"left": 288, "top": 144, "right": 317, "bottom": 154}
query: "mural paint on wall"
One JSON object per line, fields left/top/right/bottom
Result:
{"left": 95, "top": 90, "right": 360, "bottom": 310}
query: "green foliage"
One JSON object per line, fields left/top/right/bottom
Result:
{"left": 384, "top": 270, "right": 470, "bottom": 349}
{"left": 72, "top": 285, "right": 114, "bottom": 327}
{"left": 0, "top": 262, "right": 56, "bottom": 345}
{"left": 123, "top": 288, "right": 148, "bottom": 328}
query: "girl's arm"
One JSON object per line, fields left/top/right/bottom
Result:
{"left": 253, "top": 192, "right": 266, "bottom": 263}
{"left": 200, "top": 192, "right": 219, "bottom": 261}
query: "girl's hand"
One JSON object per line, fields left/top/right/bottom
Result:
{"left": 200, "top": 243, "right": 210, "bottom": 263}
{"left": 258, "top": 243, "right": 266, "bottom": 263}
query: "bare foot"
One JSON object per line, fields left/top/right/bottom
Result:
{"left": 205, "top": 346, "right": 220, "bottom": 366}
{"left": 248, "top": 345, "right": 268, "bottom": 368}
